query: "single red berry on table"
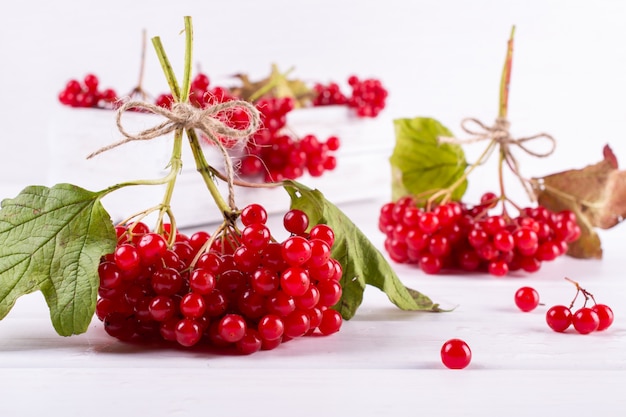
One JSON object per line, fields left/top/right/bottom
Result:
{"left": 514, "top": 286, "right": 540, "bottom": 312}
{"left": 441, "top": 339, "right": 472, "bottom": 370}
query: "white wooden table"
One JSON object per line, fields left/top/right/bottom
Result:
{"left": 0, "top": 197, "right": 624, "bottom": 417}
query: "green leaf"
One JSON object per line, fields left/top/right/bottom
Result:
{"left": 0, "top": 184, "right": 116, "bottom": 336}
{"left": 284, "top": 180, "right": 440, "bottom": 320}
{"left": 390, "top": 117, "right": 468, "bottom": 203}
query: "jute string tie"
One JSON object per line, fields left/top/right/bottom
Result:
{"left": 439, "top": 117, "right": 556, "bottom": 201}
{"left": 87, "top": 99, "right": 261, "bottom": 210}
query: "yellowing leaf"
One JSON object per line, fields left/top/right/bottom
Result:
{"left": 231, "top": 63, "right": 314, "bottom": 107}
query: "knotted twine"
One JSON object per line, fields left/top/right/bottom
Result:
{"left": 439, "top": 117, "right": 556, "bottom": 202}
{"left": 87, "top": 99, "right": 261, "bottom": 210}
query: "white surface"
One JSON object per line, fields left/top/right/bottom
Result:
{"left": 0, "top": 198, "right": 625, "bottom": 416}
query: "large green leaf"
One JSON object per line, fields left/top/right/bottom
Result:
{"left": 390, "top": 117, "right": 468, "bottom": 203}
{"left": 284, "top": 180, "right": 440, "bottom": 319}
{"left": 0, "top": 184, "right": 116, "bottom": 336}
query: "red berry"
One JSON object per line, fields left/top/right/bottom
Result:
{"left": 546, "top": 305, "right": 572, "bottom": 332}
{"left": 175, "top": 318, "right": 203, "bottom": 347}
{"left": 283, "top": 209, "right": 310, "bottom": 235}
{"left": 240, "top": 203, "right": 268, "bottom": 226}
{"left": 98, "top": 261, "right": 122, "bottom": 289}
{"left": 217, "top": 314, "right": 247, "bottom": 343}
{"left": 148, "top": 295, "right": 176, "bottom": 322}
{"left": 179, "top": 292, "right": 207, "bottom": 319}
{"left": 281, "top": 236, "right": 312, "bottom": 266}
{"left": 136, "top": 232, "right": 168, "bottom": 264}
{"left": 266, "top": 291, "right": 296, "bottom": 317}
{"left": 317, "top": 279, "right": 342, "bottom": 307}
{"left": 419, "top": 253, "right": 442, "bottom": 274}
{"left": 326, "top": 136, "right": 340, "bottom": 151}
{"left": 241, "top": 223, "right": 271, "bottom": 250}
{"left": 103, "top": 312, "right": 136, "bottom": 341}
{"left": 188, "top": 231, "right": 210, "bottom": 253}
{"left": 189, "top": 268, "right": 216, "bottom": 295}
{"left": 318, "top": 308, "right": 342, "bottom": 335}
{"left": 114, "top": 244, "right": 140, "bottom": 271}
{"left": 83, "top": 73, "right": 99, "bottom": 92}
{"left": 192, "top": 73, "right": 210, "bottom": 90}
{"left": 487, "top": 260, "right": 509, "bottom": 277}
{"left": 151, "top": 267, "right": 183, "bottom": 296}
{"left": 592, "top": 304, "right": 614, "bottom": 331}
{"left": 514, "top": 287, "right": 540, "bottom": 312}
{"left": 441, "top": 339, "right": 472, "bottom": 369}
{"left": 283, "top": 310, "right": 311, "bottom": 338}
{"left": 309, "top": 224, "right": 335, "bottom": 247}
{"left": 236, "top": 329, "right": 262, "bottom": 355}
{"left": 572, "top": 307, "right": 600, "bottom": 334}
{"left": 280, "top": 267, "right": 311, "bottom": 297}
{"left": 258, "top": 314, "right": 285, "bottom": 341}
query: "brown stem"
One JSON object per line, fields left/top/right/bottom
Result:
{"left": 499, "top": 26, "right": 515, "bottom": 119}
{"left": 565, "top": 277, "right": 594, "bottom": 308}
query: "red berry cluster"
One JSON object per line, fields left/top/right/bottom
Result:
{"left": 156, "top": 73, "right": 235, "bottom": 111}
{"left": 545, "top": 279, "right": 614, "bottom": 334}
{"left": 154, "top": 74, "right": 341, "bottom": 182}
{"left": 378, "top": 193, "right": 581, "bottom": 277}
{"left": 95, "top": 204, "right": 344, "bottom": 354}
{"left": 346, "top": 75, "right": 388, "bottom": 117}
{"left": 239, "top": 96, "right": 340, "bottom": 182}
{"left": 313, "top": 75, "right": 388, "bottom": 118}
{"left": 58, "top": 74, "right": 118, "bottom": 108}
{"left": 312, "top": 82, "right": 347, "bottom": 106}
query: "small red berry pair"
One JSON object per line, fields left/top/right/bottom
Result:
{"left": 514, "top": 278, "right": 614, "bottom": 334}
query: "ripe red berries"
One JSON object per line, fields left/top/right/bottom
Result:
{"left": 540, "top": 278, "right": 613, "bottom": 334}
{"left": 96, "top": 205, "right": 344, "bottom": 354}
{"left": 379, "top": 195, "right": 581, "bottom": 277}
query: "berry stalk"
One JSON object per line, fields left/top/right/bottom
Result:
{"left": 186, "top": 127, "right": 238, "bottom": 221}
{"left": 499, "top": 26, "right": 515, "bottom": 119}
{"left": 145, "top": 18, "right": 196, "bottom": 238}
{"left": 495, "top": 26, "right": 523, "bottom": 218}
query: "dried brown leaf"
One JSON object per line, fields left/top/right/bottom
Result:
{"left": 532, "top": 145, "right": 626, "bottom": 259}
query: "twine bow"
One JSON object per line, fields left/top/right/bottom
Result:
{"left": 87, "top": 99, "right": 261, "bottom": 209}
{"left": 439, "top": 117, "right": 556, "bottom": 201}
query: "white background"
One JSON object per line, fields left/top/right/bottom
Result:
{"left": 1, "top": 0, "right": 626, "bottom": 191}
